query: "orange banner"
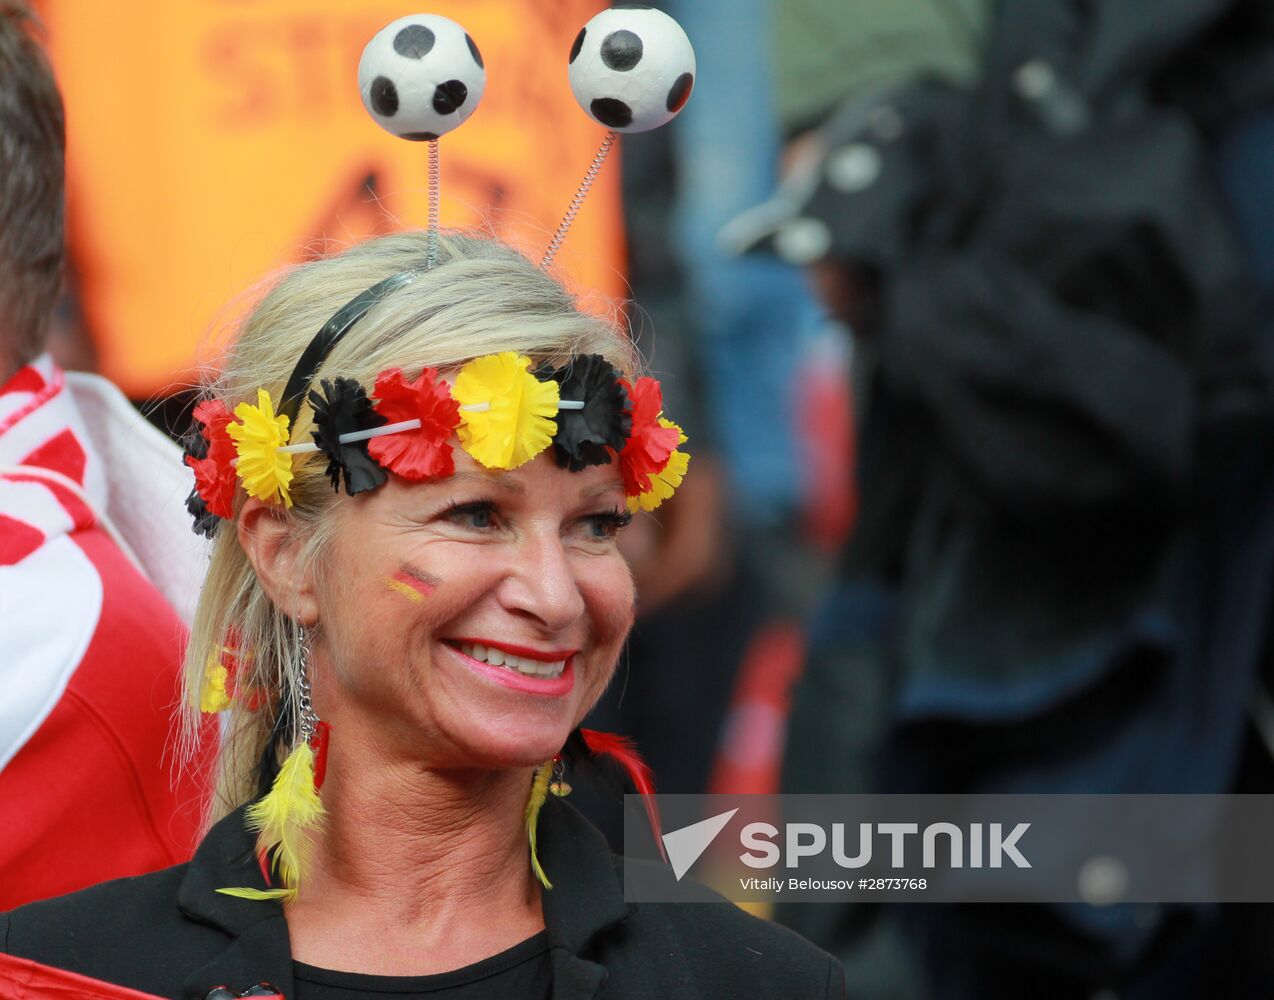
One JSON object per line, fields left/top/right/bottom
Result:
{"left": 38, "top": 1, "right": 623, "bottom": 397}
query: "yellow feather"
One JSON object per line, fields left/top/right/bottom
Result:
{"left": 525, "top": 761, "right": 554, "bottom": 890}
{"left": 216, "top": 887, "right": 297, "bottom": 902}
{"left": 219, "top": 741, "right": 324, "bottom": 900}
{"left": 199, "top": 663, "right": 231, "bottom": 713}
{"left": 247, "top": 741, "right": 325, "bottom": 890}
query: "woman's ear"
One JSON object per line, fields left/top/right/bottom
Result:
{"left": 237, "top": 498, "right": 320, "bottom": 625}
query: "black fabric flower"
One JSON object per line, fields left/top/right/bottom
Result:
{"left": 181, "top": 427, "right": 215, "bottom": 537}
{"left": 184, "top": 485, "right": 219, "bottom": 538}
{"left": 308, "top": 377, "right": 388, "bottom": 496}
{"left": 181, "top": 423, "right": 209, "bottom": 462}
{"left": 548, "top": 355, "right": 632, "bottom": 471}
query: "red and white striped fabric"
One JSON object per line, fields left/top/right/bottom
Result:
{"left": 0, "top": 355, "right": 211, "bottom": 910}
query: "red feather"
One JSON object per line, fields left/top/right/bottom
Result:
{"left": 309, "top": 721, "right": 332, "bottom": 791}
{"left": 580, "top": 728, "right": 667, "bottom": 862}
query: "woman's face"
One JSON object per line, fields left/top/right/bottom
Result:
{"left": 307, "top": 446, "right": 635, "bottom": 770}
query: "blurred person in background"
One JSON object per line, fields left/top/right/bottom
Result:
{"left": 581, "top": 0, "right": 839, "bottom": 844}
{"left": 661, "top": 0, "right": 825, "bottom": 559}
{"left": 726, "top": 0, "right": 1274, "bottom": 996}
{"left": 576, "top": 119, "right": 741, "bottom": 844}
{"left": 0, "top": 1, "right": 211, "bottom": 910}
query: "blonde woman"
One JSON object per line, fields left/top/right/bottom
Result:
{"left": 1, "top": 232, "right": 845, "bottom": 1000}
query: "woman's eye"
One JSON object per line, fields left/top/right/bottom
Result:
{"left": 444, "top": 501, "right": 498, "bottom": 530}
{"left": 583, "top": 510, "right": 633, "bottom": 540}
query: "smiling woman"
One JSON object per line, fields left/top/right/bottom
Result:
{"left": 185, "top": 232, "right": 647, "bottom": 822}
{"left": 0, "top": 230, "right": 844, "bottom": 1000}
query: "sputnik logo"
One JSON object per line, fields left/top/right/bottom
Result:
{"left": 661, "top": 809, "right": 739, "bottom": 881}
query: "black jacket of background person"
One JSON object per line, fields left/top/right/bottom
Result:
{"left": 777, "top": 0, "right": 1274, "bottom": 994}
{"left": 0, "top": 797, "right": 845, "bottom": 999}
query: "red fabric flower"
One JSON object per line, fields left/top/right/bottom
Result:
{"left": 368, "top": 367, "right": 462, "bottom": 480}
{"left": 220, "top": 630, "right": 268, "bottom": 711}
{"left": 185, "top": 398, "right": 237, "bottom": 520}
{"left": 616, "top": 377, "right": 680, "bottom": 497}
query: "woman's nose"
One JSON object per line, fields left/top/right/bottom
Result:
{"left": 497, "top": 532, "right": 587, "bottom": 632}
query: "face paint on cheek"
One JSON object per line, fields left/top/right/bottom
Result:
{"left": 383, "top": 565, "right": 440, "bottom": 603}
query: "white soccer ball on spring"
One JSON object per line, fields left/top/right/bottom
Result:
{"left": 567, "top": 6, "right": 695, "bottom": 134}
{"left": 358, "top": 14, "right": 486, "bottom": 141}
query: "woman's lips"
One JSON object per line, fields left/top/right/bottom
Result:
{"left": 446, "top": 637, "right": 579, "bottom": 663}
{"left": 442, "top": 641, "right": 576, "bottom": 697}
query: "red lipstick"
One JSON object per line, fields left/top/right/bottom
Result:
{"left": 445, "top": 638, "right": 579, "bottom": 663}
{"left": 443, "top": 644, "right": 576, "bottom": 697}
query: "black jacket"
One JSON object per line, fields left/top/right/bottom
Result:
{"left": 1, "top": 797, "right": 844, "bottom": 1000}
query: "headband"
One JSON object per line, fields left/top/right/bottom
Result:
{"left": 182, "top": 270, "right": 689, "bottom": 535}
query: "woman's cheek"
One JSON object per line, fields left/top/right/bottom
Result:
{"left": 584, "top": 554, "right": 637, "bottom": 649}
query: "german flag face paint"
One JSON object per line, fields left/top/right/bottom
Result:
{"left": 383, "top": 565, "right": 439, "bottom": 603}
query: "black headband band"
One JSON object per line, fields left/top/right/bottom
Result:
{"left": 278, "top": 268, "right": 424, "bottom": 427}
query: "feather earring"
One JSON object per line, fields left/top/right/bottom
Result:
{"left": 567, "top": 727, "right": 667, "bottom": 862}
{"left": 525, "top": 760, "right": 555, "bottom": 890}
{"left": 220, "top": 625, "right": 328, "bottom": 903}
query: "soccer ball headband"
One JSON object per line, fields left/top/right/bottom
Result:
{"left": 183, "top": 9, "right": 695, "bottom": 538}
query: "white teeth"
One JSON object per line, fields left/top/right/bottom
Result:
{"left": 457, "top": 643, "right": 566, "bottom": 679}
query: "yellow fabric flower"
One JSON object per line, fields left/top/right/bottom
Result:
{"left": 627, "top": 419, "right": 689, "bottom": 512}
{"left": 199, "top": 663, "right": 231, "bottom": 714}
{"left": 452, "top": 353, "right": 559, "bottom": 469}
{"left": 227, "top": 388, "right": 293, "bottom": 507}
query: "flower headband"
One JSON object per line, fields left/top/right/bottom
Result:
{"left": 183, "top": 269, "right": 689, "bottom": 537}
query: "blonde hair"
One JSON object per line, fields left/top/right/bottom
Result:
{"left": 183, "top": 230, "right": 635, "bottom": 820}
